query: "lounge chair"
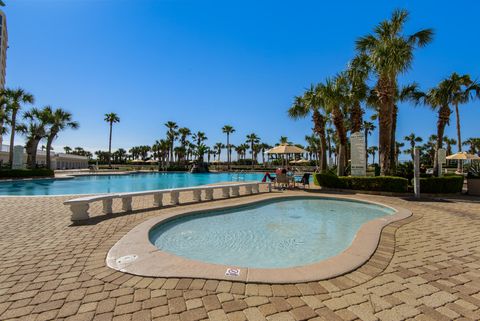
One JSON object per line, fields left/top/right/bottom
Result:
{"left": 296, "top": 173, "right": 311, "bottom": 188}
{"left": 275, "top": 173, "right": 290, "bottom": 190}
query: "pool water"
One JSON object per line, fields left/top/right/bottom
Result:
{"left": 149, "top": 197, "right": 394, "bottom": 269}
{"left": 0, "top": 172, "right": 265, "bottom": 196}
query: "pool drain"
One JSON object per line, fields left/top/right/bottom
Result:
{"left": 116, "top": 254, "right": 138, "bottom": 265}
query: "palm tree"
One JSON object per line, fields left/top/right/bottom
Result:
{"left": 362, "top": 121, "right": 375, "bottom": 166}
{"left": 165, "top": 121, "right": 178, "bottom": 166}
{"left": 43, "top": 107, "right": 79, "bottom": 169}
{"left": 463, "top": 138, "right": 480, "bottom": 155}
{"left": 222, "top": 125, "right": 235, "bottom": 169}
{"left": 356, "top": 9, "right": 433, "bottom": 175}
{"left": 395, "top": 142, "right": 405, "bottom": 166}
{"left": 278, "top": 136, "right": 290, "bottom": 145}
{"left": 192, "top": 131, "right": 207, "bottom": 146}
{"left": 260, "top": 143, "right": 271, "bottom": 166}
{"left": 288, "top": 84, "right": 328, "bottom": 172}
{"left": 441, "top": 73, "right": 480, "bottom": 171}
{"left": 443, "top": 137, "right": 457, "bottom": 156}
{"left": 246, "top": 133, "right": 259, "bottom": 168}
{"left": 21, "top": 107, "right": 50, "bottom": 168}
{"left": 4, "top": 88, "right": 35, "bottom": 167}
{"left": 322, "top": 75, "right": 349, "bottom": 176}
{"left": 64, "top": 146, "right": 72, "bottom": 154}
{"left": 178, "top": 127, "right": 191, "bottom": 163}
{"left": 104, "top": 113, "right": 120, "bottom": 167}
{"left": 214, "top": 142, "right": 224, "bottom": 161}
{"left": 0, "top": 92, "right": 9, "bottom": 145}
{"left": 404, "top": 133, "right": 423, "bottom": 162}
{"left": 346, "top": 54, "right": 369, "bottom": 133}
{"left": 368, "top": 146, "right": 378, "bottom": 165}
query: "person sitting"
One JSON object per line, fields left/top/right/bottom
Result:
{"left": 262, "top": 172, "right": 276, "bottom": 182}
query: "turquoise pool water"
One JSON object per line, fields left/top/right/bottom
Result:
{"left": 0, "top": 172, "right": 265, "bottom": 196}
{"left": 149, "top": 197, "right": 394, "bottom": 269}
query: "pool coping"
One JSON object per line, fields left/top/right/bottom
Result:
{"left": 106, "top": 193, "right": 412, "bottom": 284}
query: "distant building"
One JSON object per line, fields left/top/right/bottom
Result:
{"left": 0, "top": 9, "right": 7, "bottom": 147}
{"left": 0, "top": 145, "right": 89, "bottom": 170}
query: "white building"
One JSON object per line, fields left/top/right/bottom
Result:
{"left": 0, "top": 145, "right": 89, "bottom": 169}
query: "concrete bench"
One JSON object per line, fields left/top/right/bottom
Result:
{"left": 64, "top": 181, "right": 271, "bottom": 222}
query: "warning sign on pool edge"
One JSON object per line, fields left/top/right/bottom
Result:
{"left": 225, "top": 268, "right": 241, "bottom": 277}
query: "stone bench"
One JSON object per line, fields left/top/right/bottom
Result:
{"left": 64, "top": 181, "right": 271, "bottom": 222}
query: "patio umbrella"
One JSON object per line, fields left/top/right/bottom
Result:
{"left": 131, "top": 159, "right": 144, "bottom": 163}
{"left": 289, "top": 159, "right": 309, "bottom": 164}
{"left": 145, "top": 159, "right": 158, "bottom": 163}
{"left": 446, "top": 152, "right": 480, "bottom": 160}
{"left": 266, "top": 144, "right": 307, "bottom": 155}
{"left": 267, "top": 144, "right": 307, "bottom": 166}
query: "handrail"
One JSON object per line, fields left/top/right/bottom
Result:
{"left": 65, "top": 181, "right": 271, "bottom": 222}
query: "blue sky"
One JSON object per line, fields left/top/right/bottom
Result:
{"left": 4, "top": 0, "right": 480, "bottom": 160}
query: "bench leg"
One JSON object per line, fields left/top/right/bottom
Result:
{"left": 122, "top": 197, "right": 132, "bottom": 212}
{"left": 245, "top": 185, "right": 253, "bottom": 195}
{"left": 102, "top": 199, "right": 113, "bottom": 214}
{"left": 252, "top": 184, "right": 259, "bottom": 194}
{"left": 70, "top": 203, "right": 90, "bottom": 221}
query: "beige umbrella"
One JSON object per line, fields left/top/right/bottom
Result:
{"left": 131, "top": 159, "right": 144, "bottom": 163}
{"left": 446, "top": 152, "right": 480, "bottom": 160}
{"left": 266, "top": 144, "right": 307, "bottom": 154}
{"left": 146, "top": 159, "right": 158, "bottom": 163}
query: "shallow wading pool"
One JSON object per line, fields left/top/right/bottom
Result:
{"left": 107, "top": 195, "right": 410, "bottom": 283}
{"left": 149, "top": 197, "right": 394, "bottom": 268}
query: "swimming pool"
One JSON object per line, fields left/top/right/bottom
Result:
{"left": 0, "top": 172, "right": 265, "bottom": 196}
{"left": 149, "top": 197, "right": 395, "bottom": 269}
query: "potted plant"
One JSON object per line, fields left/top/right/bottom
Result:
{"left": 467, "top": 162, "right": 480, "bottom": 196}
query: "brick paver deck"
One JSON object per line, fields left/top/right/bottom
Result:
{"left": 0, "top": 189, "right": 479, "bottom": 321}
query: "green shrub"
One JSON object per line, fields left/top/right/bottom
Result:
{"left": 419, "top": 175, "right": 464, "bottom": 193}
{"left": 314, "top": 173, "right": 408, "bottom": 193}
{"left": 0, "top": 168, "right": 54, "bottom": 179}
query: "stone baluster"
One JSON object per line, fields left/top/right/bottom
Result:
{"left": 170, "top": 191, "right": 180, "bottom": 205}
{"left": 102, "top": 199, "right": 113, "bottom": 214}
{"left": 205, "top": 188, "right": 214, "bottom": 200}
{"left": 153, "top": 193, "right": 163, "bottom": 207}
{"left": 192, "top": 189, "right": 202, "bottom": 202}
{"left": 122, "top": 197, "right": 133, "bottom": 212}
{"left": 70, "top": 203, "right": 90, "bottom": 221}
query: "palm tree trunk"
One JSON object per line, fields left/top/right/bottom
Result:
{"left": 108, "top": 122, "right": 113, "bottom": 167}
{"left": 455, "top": 103, "right": 463, "bottom": 172}
{"left": 312, "top": 110, "right": 327, "bottom": 173}
{"left": 434, "top": 106, "right": 450, "bottom": 177}
{"left": 377, "top": 78, "right": 394, "bottom": 176}
{"left": 331, "top": 106, "right": 347, "bottom": 176}
{"left": 350, "top": 101, "right": 363, "bottom": 133}
{"left": 8, "top": 111, "right": 17, "bottom": 167}
{"left": 46, "top": 135, "right": 55, "bottom": 169}
{"left": 226, "top": 134, "right": 230, "bottom": 170}
{"left": 389, "top": 105, "right": 398, "bottom": 172}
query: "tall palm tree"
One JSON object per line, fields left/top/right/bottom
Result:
{"left": 441, "top": 73, "right": 480, "bottom": 170}
{"left": 64, "top": 146, "right": 72, "bottom": 154}
{"left": 104, "top": 113, "right": 120, "bottom": 167}
{"left": 4, "top": 88, "right": 35, "bottom": 167}
{"left": 288, "top": 84, "right": 328, "bottom": 172}
{"left": 322, "top": 75, "right": 349, "bottom": 176}
{"left": 43, "top": 107, "right": 79, "bottom": 169}
{"left": 0, "top": 91, "right": 9, "bottom": 145}
{"left": 164, "top": 121, "right": 178, "bottom": 166}
{"left": 404, "top": 133, "right": 423, "bottom": 162}
{"left": 346, "top": 54, "right": 369, "bottom": 133}
{"left": 192, "top": 131, "right": 207, "bottom": 146}
{"left": 214, "top": 142, "right": 224, "bottom": 161}
{"left": 222, "top": 125, "right": 235, "bottom": 169}
{"left": 278, "top": 136, "right": 290, "bottom": 145}
{"left": 356, "top": 9, "right": 433, "bottom": 175}
{"left": 395, "top": 142, "right": 405, "bottom": 166}
{"left": 246, "top": 133, "right": 260, "bottom": 168}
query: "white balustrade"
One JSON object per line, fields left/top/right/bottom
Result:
{"left": 102, "top": 199, "right": 113, "bottom": 214}
{"left": 64, "top": 182, "right": 271, "bottom": 222}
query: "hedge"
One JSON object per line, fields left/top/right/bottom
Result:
{"left": 0, "top": 169, "right": 54, "bottom": 179}
{"left": 314, "top": 173, "right": 408, "bottom": 193}
{"left": 419, "top": 175, "right": 464, "bottom": 193}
